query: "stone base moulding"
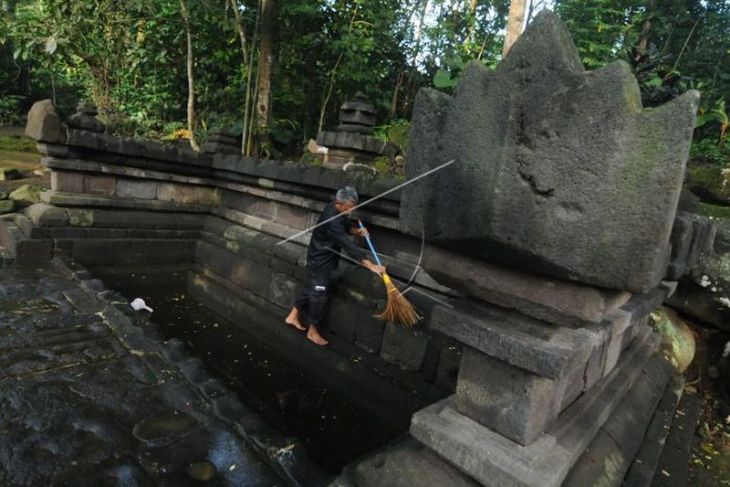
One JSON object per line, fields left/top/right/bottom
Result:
{"left": 410, "top": 330, "right": 661, "bottom": 487}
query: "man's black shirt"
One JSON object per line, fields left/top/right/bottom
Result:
{"left": 306, "top": 202, "right": 366, "bottom": 271}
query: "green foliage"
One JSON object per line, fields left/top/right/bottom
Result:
{"left": 433, "top": 69, "right": 457, "bottom": 88}
{"left": 374, "top": 118, "right": 409, "bottom": 145}
{"left": 0, "top": 95, "right": 23, "bottom": 125}
{"left": 0, "top": 0, "right": 727, "bottom": 168}
{"left": 691, "top": 138, "right": 730, "bottom": 166}
{"left": 373, "top": 156, "right": 391, "bottom": 175}
{"left": 299, "top": 151, "right": 323, "bottom": 166}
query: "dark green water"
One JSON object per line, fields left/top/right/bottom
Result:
{"left": 102, "top": 269, "right": 404, "bottom": 474}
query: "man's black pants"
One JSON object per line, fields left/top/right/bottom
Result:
{"left": 293, "top": 269, "right": 337, "bottom": 330}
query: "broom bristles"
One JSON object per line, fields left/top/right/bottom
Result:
{"left": 375, "top": 274, "right": 421, "bottom": 326}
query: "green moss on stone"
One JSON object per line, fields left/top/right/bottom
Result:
{"left": 688, "top": 165, "right": 730, "bottom": 204}
{"left": 689, "top": 165, "right": 721, "bottom": 187}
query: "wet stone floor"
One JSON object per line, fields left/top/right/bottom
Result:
{"left": 0, "top": 263, "right": 282, "bottom": 486}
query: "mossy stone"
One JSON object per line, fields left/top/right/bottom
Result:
{"left": 9, "top": 184, "right": 43, "bottom": 206}
{"left": 0, "top": 199, "right": 14, "bottom": 215}
{"left": 650, "top": 306, "right": 696, "bottom": 373}
{"left": 687, "top": 165, "right": 730, "bottom": 205}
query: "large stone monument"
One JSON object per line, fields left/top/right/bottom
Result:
{"left": 336, "top": 11, "right": 707, "bottom": 487}
{"left": 400, "top": 11, "right": 699, "bottom": 293}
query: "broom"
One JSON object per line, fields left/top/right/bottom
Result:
{"left": 357, "top": 220, "right": 421, "bottom": 327}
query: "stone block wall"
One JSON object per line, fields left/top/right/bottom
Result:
{"left": 9, "top": 115, "right": 461, "bottom": 431}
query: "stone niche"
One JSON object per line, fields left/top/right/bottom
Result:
{"left": 399, "top": 11, "right": 699, "bottom": 293}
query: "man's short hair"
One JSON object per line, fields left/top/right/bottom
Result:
{"left": 335, "top": 186, "right": 359, "bottom": 205}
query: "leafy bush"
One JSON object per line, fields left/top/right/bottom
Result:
{"left": 691, "top": 138, "right": 730, "bottom": 166}
{"left": 0, "top": 95, "right": 24, "bottom": 126}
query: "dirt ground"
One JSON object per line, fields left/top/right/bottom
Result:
{"left": 0, "top": 127, "right": 49, "bottom": 194}
{"left": 686, "top": 322, "right": 730, "bottom": 486}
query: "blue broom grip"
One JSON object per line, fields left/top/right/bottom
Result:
{"left": 357, "top": 220, "right": 383, "bottom": 266}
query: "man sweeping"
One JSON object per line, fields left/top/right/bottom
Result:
{"left": 285, "top": 186, "right": 386, "bottom": 346}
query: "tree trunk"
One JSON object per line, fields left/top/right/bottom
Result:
{"left": 634, "top": 0, "right": 654, "bottom": 62}
{"left": 243, "top": 0, "right": 262, "bottom": 157}
{"left": 228, "top": 0, "right": 249, "bottom": 154}
{"left": 228, "top": 0, "right": 248, "bottom": 65}
{"left": 502, "top": 0, "right": 526, "bottom": 57}
{"left": 390, "top": 70, "right": 405, "bottom": 117}
{"left": 253, "top": 0, "right": 274, "bottom": 158}
{"left": 180, "top": 0, "right": 200, "bottom": 151}
{"left": 412, "top": 0, "right": 430, "bottom": 63}
{"left": 465, "top": 0, "right": 478, "bottom": 45}
{"left": 317, "top": 4, "right": 359, "bottom": 134}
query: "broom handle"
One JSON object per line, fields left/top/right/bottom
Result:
{"left": 357, "top": 220, "right": 384, "bottom": 267}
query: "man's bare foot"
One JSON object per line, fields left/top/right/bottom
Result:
{"left": 306, "top": 325, "right": 329, "bottom": 346}
{"left": 285, "top": 307, "right": 306, "bottom": 331}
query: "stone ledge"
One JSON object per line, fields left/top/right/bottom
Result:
{"left": 45, "top": 158, "right": 400, "bottom": 230}
{"left": 431, "top": 302, "right": 591, "bottom": 380}
{"left": 65, "top": 128, "right": 212, "bottom": 168}
{"left": 212, "top": 211, "right": 454, "bottom": 300}
{"left": 410, "top": 331, "right": 660, "bottom": 487}
{"left": 421, "top": 244, "right": 632, "bottom": 327}
{"left": 213, "top": 154, "right": 401, "bottom": 203}
{"left": 43, "top": 192, "right": 212, "bottom": 213}
{"left": 339, "top": 436, "right": 479, "bottom": 487}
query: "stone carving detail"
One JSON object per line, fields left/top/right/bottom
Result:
{"left": 400, "top": 11, "right": 700, "bottom": 292}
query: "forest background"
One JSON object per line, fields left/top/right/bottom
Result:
{"left": 0, "top": 0, "right": 727, "bottom": 169}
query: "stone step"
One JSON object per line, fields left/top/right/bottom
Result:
{"left": 562, "top": 355, "right": 677, "bottom": 486}
{"left": 649, "top": 390, "right": 703, "bottom": 487}
{"left": 621, "top": 376, "right": 684, "bottom": 487}
{"left": 409, "top": 329, "right": 661, "bottom": 487}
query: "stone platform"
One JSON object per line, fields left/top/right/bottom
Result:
{"left": 0, "top": 260, "right": 328, "bottom": 486}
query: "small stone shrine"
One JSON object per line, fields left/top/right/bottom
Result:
{"left": 67, "top": 101, "right": 105, "bottom": 133}
{"left": 316, "top": 93, "right": 394, "bottom": 170}
{"left": 201, "top": 128, "right": 241, "bottom": 155}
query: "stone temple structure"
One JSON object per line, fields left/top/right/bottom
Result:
{"left": 0, "top": 10, "right": 716, "bottom": 487}
{"left": 316, "top": 93, "right": 395, "bottom": 170}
